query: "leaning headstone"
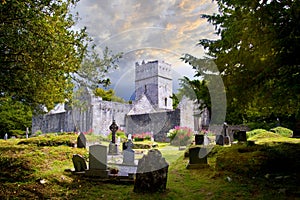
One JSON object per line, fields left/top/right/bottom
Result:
{"left": 123, "top": 149, "right": 135, "bottom": 165}
{"left": 237, "top": 131, "right": 247, "bottom": 142}
{"left": 72, "top": 154, "right": 87, "bottom": 172}
{"left": 85, "top": 144, "right": 109, "bottom": 178}
{"left": 216, "top": 135, "right": 224, "bottom": 145}
{"left": 134, "top": 149, "right": 169, "bottom": 193}
{"left": 4, "top": 133, "right": 8, "bottom": 140}
{"left": 186, "top": 147, "right": 208, "bottom": 169}
{"left": 195, "top": 134, "right": 204, "bottom": 145}
{"left": 77, "top": 132, "right": 86, "bottom": 148}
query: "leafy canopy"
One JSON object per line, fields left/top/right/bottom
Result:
{"left": 0, "top": 0, "right": 88, "bottom": 112}
{"left": 183, "top": 0, "right": 300, "bottom": 125}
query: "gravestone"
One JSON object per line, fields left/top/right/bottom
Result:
{"left": 216, "top": 135, "right": 224, "bottom": 145}
{"left": 204, "top": 135, "right": 210, "bottom": 146}
{"left": 293, "top": 120, "right": 300, "bottom": 138}
{"left": 123, "top": 139, "right": 134, "bottom": 151}
{"left": 108, "top": 143, "right": 119, "bottom": 155}
{"left": 224, "top": 136, "right": 230, "bottom": 145}
{"left": 186, "top": 147, "right": 208, "bottom": 169}
{"left": 237, "top": 131, "right": 247, "bottom": 142}
{"left": 123, "top": 149, "right": 135, "bottom": 165}
{"left": 77, "top": 132, "right": 86, "bottom": 148}
{"left": 195, "top": 134, "right": 204, "bottom": 145}
{"left": 72, "top": 154, "right": 87, "bottom": 172}
{"left": 134, "top": 149, "right": 169, "bottom": 193}
{"left": 122, "top": 142, "right": 127, "bottom": 151}
{"left": 85, "top": 144, "right": 109, "bottom": 178}
{"left": 4, "top": 133, "right": 8, "bottom": 140}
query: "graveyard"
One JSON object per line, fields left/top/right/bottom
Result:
{"left": 0, "top": 127, "right": 299, "bottom": 199}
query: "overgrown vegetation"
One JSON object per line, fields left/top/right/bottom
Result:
{"left": 0, "top": 132, "right": 299, "bottom": 199}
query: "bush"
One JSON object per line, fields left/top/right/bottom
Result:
{"left": 246, "top": 121, "right": 277, "bottom": 130}
{"left": 132, "top": 132, "right": 152, "bottom": 141}
{"left": 270, "top": 126, "right": 293, "bottom": 137}
{"left": 17, "top": 134, "right": 77, "bottom": 147}
{"left": 8, "top": 129, "right": 25, "bottom": 138}
{"left": 248, "top": 131, "right": 282, "bottom": 140}
{"left": 246, "top": 129, "right": 268, "bottom": 138}
{"left": 167, "top": 126, "right": 193, "bottom": 146}
{"left": 108, "top": 130, "right": 127, "bottom": 141}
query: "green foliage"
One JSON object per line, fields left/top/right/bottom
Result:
{"left": 270, "top": 126, "right": 293, "bottom": 137}
{"left": 167, "top": 126, "right": 193, "bottom": 146}
{"left": 94, "top": 88, "right": 125, "bottom": 103}
{"left": 108, "top": 130, "right": 127, "bottom": 141}
{"left": 177, "top": 77, "right": 211, "bottom": 113}
{"left": 17, "top": 134, "right": 77, "bottom": 147}
{"left": 248, "top": 131, "right": 282, "bottom": 141}
{"left": 0, "top": 97, "right": 32, "bottom": 138}
{"left": 183, "top": 0, "right": 300, "bottom": 125}
{"left": 170, "top": 93, "right": 180, "bottom": 109}
{"left": 132, "top": 132, "right": 152, "bottom": 141}
{"left": 0, "top": 156, "right": 35, "bottom": 182}
{"left": 0, "top": 0, "right": 90, "bottom": 111}
{"left": 132, "top": 141, "right": 157, "bottom": 149}
{"left": 214, "top": 143, "right": 300, "bottom": 177}
{"left": 72, "top": 47, "right": 123, "bottom": 90}
{"left": 0, "top": 135, "right": 300, "bottom": 199}
{"left": 245, "top": 121, "right": 278, "bottom": 131}
{"left": 246, "top": 129, "right": 268, "bottom": 138}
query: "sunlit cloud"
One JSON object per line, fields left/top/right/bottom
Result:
{"left": 74, "top": 0, "right": 219, "bottom": 99}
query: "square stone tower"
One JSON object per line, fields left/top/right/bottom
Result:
{"left": 135, "top": 60, "right": 173, "bottom": 110}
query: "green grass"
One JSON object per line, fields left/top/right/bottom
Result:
{"left": 0, "top": 133, "right": 300, "bottom": 199}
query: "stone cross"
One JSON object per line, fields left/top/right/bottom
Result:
{"left": 109, "top": 120, "right": 118, "bottom": 144}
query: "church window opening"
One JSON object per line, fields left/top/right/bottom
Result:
{"left": 164, "top": 98, "right": 167, "bottom": 107}
{"left": 144, "top": 85, "right": 147, "bottom": 93}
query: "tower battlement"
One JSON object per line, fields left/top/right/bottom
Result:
{"left": 135, "top": 60, "right": 173, "bottom": 110}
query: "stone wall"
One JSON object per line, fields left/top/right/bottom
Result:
{"left": 32, "top": 110, "right": 75, "bottom": 134}
{"left": 126, "top": 109, "right": 181, "bottom": 142}
{"left": 178, "top": 96, "right": 195, "bottom": 130}
{"left": 91, "top": 100, "right": 132, "bottom": 135}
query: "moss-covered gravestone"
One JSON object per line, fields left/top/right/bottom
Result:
{"left": 134, "top": 149, "right": 169, "bottom": 193}
{"left": 186, "top": 147, "right": 208, "bottom": 169}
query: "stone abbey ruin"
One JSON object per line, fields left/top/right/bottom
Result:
{"left": 32, "top": 60, "right": 209, "bottom": 141}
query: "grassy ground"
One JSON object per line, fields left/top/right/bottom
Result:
{"left": 0, "top": 133, "right": 299, "bottom": 199}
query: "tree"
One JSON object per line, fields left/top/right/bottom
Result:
{"left": 94, "top": 88, "right": 125, "bottom": 103}
{"left": 0, "top": 0, "right": 123, "bottom": 135}
{"left": 72, "top": 47, "right": 123, "bottom": 90}
{"left": 183, "top": 0, "right": 300, "bottom": 127}
{"left": 0, "top": 0, "right": 88, "bottom": 112}
{"left": 0, "top": 96, "right": 32, "bottom": 138}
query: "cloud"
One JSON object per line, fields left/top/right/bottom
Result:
{"left": 74, "top": 0, "right": 219, "bottom": 99}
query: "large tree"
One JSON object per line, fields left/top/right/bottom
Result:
{"left": 0, "top": 0, "right": 123, "bottom": 135}
{"left": 0, "top": 0, "right": 88, "bottom": 112}
{"left": 183, "top": 0, "right": 300, "bottom": 128}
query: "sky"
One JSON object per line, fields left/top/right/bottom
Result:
{"left": 74, "top": 0, "right": 219, "bottom": 100}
